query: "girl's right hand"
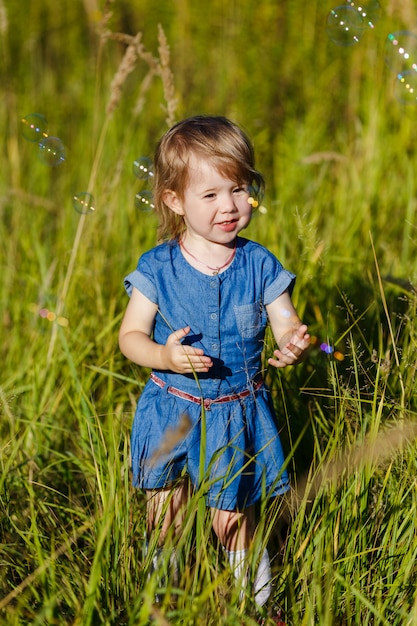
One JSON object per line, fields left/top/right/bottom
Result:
{"left": 162, "top": 326, "right": 213, "bottom": 374}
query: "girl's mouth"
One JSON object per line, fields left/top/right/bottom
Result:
{"left": 217, "top": 219, "right": 237, "bottom": 231}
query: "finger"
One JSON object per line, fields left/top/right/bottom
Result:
{"left": 285, "top": 342, "right": 304, "bottom": 356}
{"left": 185, "top": 355, "right": 212, "bottom": 369}
{"left": 294, "top": 326, "right": 310, "bottom": 343}
{"left": 268, "top": 356, "right": 288, "bottom": 369}
{"left": 168, "top": 326, "right": 191, "bottom": 344}
{"left": 270, "top": 347, "right": 299, "bottom": 365}
{"left": 183, "top": 346, "right": 205, "bottom": 357}
{"left": 184, "top": 363, "right": 210, "bottom": 373}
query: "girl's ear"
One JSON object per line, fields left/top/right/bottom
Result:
{"left": 162, "top": 190, "right": 184, "bottom": 215}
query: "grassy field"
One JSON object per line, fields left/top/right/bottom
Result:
{"left": 1, "top": 0, "right": 417, "bottom": 624}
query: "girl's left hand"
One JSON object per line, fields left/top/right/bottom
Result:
{"left": 268, "top": 324, "right": 310, "bottom": 368}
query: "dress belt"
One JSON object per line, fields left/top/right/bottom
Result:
{"left": 150, "top": 372, "right": 263, "bottom": 411}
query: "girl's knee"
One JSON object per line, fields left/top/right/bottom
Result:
{"left": 211, "top": 506, "right": 255, "bottom": 550}
{"left": 146, "top": 481, "right": 190, "bottom": 540}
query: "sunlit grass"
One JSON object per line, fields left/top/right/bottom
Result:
{"left": 1, "top": 1, "right": 417, "bottom": 624}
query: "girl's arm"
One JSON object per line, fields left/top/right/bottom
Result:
{"left": 118, "top": 287, "right": 213, "bottom": 374}
{"left": 265, "top": 290, "right": 310, "bottom": 368}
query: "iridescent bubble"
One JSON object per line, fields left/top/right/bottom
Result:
{"left": 326, "top": 5, "right": 364, "bottom": 46}
{"left": 345, "top": 0, "right": 381, "bottom": 29}
{"left": 247, "top": 184, "right": 261, "bottom": 209}
{"left": 320, "top": 342, "right": 335, "bottom": 355}
{"left": 385, "top": 31, "right": 417, "bottom": 76}
{"left": 21, "top": 113, "right": 48, "bottom": 142}
{"left": 133, "top": 156, "right": 154, "bottom": 180}
{"left": 394, "top": 71, "right": 417, "bottom": 104}
{"left": 38, "top": 136, "right": 66, "bottom": 166}
{"left": 73, "top": 192, "right": 95, "bottom": 214}
{"left": 135, "top": 190, "right": 155, "bottom": 212}
{"left": 37, "top": 305, "right": 69, "bottom": 326}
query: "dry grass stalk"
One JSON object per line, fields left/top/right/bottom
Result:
{"left": 147, "top": 413, "right": 192, "bottom": 467}
{"left": 385, "top": 0, "right": 417, "bottom": 24}
{"left": 106, "top": 32, "right": 142, "bottom": 115}
{"left": 157, "top": 24, "right": 178, "bottom": 127}
{"left": 133, "top": 67, "right": 159, "bottom": 117}
{"left": 104, "top": 31, "right": 159, "bottom": 71}
{"left": 102, "top": 24, "right": 176, "bottom": 122}
{"left": 293, "top": 419, "right": 417, "bottom": 513}
{"left": 0, "top": 0, "right": 8, "bottom": 36}
{"left": 301, "top": 151, "right": 347, "bottom": 164}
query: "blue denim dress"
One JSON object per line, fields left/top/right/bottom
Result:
{"left": 124, "top": 237, "right": 295, "bottom": 510}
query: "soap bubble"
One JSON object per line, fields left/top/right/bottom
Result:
{"left": 33, "top": 304, "right": 69, "bottom": 327}
{"left": 385, "top": 31, "right": 417, "bottom": 76}
{"left": 320, "top": 342, "right": 335, "bottom": 355}
{"left": 21, "top": 113, "right": 48, "bottom": 142}
{"left": 135, "top": 190, "right": 155, "bottom": 212}
{"left": 38, "top": 136, "right": 66, "bottom": 166}
{"left": 133, "top": 156, "right": 154, "bottom": 180}
{"left": 310, "top": 335, "right": 344, "bottom": 360}
{"left": 326, "top": 5, "right": 364, "bottom": 46}
{"left": 394, "top": 71, "right": 417, "bottom": 104}
{"left": 73, "top": 192, "right": 95, "bottom": 214}
{"left": 345, "top": 0, "right": 381, "bottom": 29}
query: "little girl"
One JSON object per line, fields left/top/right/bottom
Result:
{"left": 119, "top": 115, "right": 310, "bottom": 616}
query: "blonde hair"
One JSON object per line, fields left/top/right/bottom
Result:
{"left": 152, "top": 115, "right": 265, "bottom": 241}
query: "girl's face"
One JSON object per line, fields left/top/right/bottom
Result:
{"left": 163, "top": 155, "right": 253, "bottom": 246}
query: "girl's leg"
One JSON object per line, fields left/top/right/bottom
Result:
{"left": 211, "top": 506, "right": 272, "bottom": 607}
{"left": 146, "top": 479, "right": 190, "bottom": 541}
{"left": 211, "top": 505, "right": 255, "bottom": 550}
{"left": 144, "top": 481, "right": 190, "bottom": 600}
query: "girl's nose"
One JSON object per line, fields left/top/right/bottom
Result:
{"left": 220, "top": 193, "right": 237, "bottom": 212}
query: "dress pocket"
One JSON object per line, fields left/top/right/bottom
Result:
{"left": 233, "top": 300, "right": 264, "bottom": 339}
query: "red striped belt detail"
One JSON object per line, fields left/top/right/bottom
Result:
{"left": 150, "top": 373, "right": 263, "bottom": 411}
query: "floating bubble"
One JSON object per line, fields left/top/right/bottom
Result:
{"left": 345, "top": 0, "right": 381, "bottom": 29}
{"left": 394, "top": 70, "right": 417, "bottom": 104}
{"left": 385, "top": 31, "right": 417, "bottom": 76}
{"left": 73, "top": 192, "right": 95, "bottom": 214}
{"left": 135, "top": 189, "right": 155, "bottom": 212}
{"left": 33, "top": 304, "right": 68, "bottom": 326}
{"left": 326, "top": 5, "right": 364, "bottom": 46}
{"left": 133, "top": 156, "right": 154, "bottom": 180}
{"left": 310, "top": 335, "right": 344, "bottom": 359}
{"left": 21, "top": 113, "right": 48, "bottom": 142}
{"left": 38, "top": 136, "right": 66, "bottom": 166}
{"left": 320, "top": 342, "right": 335, "bottom": 355}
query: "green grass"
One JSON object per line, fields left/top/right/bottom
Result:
{"left": 1, "top": 0, "right": 417, "bottom": 624}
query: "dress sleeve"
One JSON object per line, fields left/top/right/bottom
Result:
{"left": 262, "top": 251, "right": 296, "bottom": 305}
{"left": 123, "top": 255, "right": 158, "bottom": 304}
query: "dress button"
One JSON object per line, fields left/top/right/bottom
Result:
{"left": 211, "top": 343, "right": 218, "bottom": 350}
{"left": 210, "top": 281, "right": 217, "bottom": 289}
{"left": 210, "top": 313, "right": 217, "bottom": 320}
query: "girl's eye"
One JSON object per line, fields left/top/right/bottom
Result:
{"left": 233, "top": 187, "right": 246, "bottom": 194}
{"left": 204, "top": 193, "right": 216, "bottom": 199}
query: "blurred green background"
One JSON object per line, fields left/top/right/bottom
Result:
{"left": 1, "top": 2, "right": 417, "bottom": 624}
{"left": 2, "top": 0, "right": 417, "bottom": 288}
